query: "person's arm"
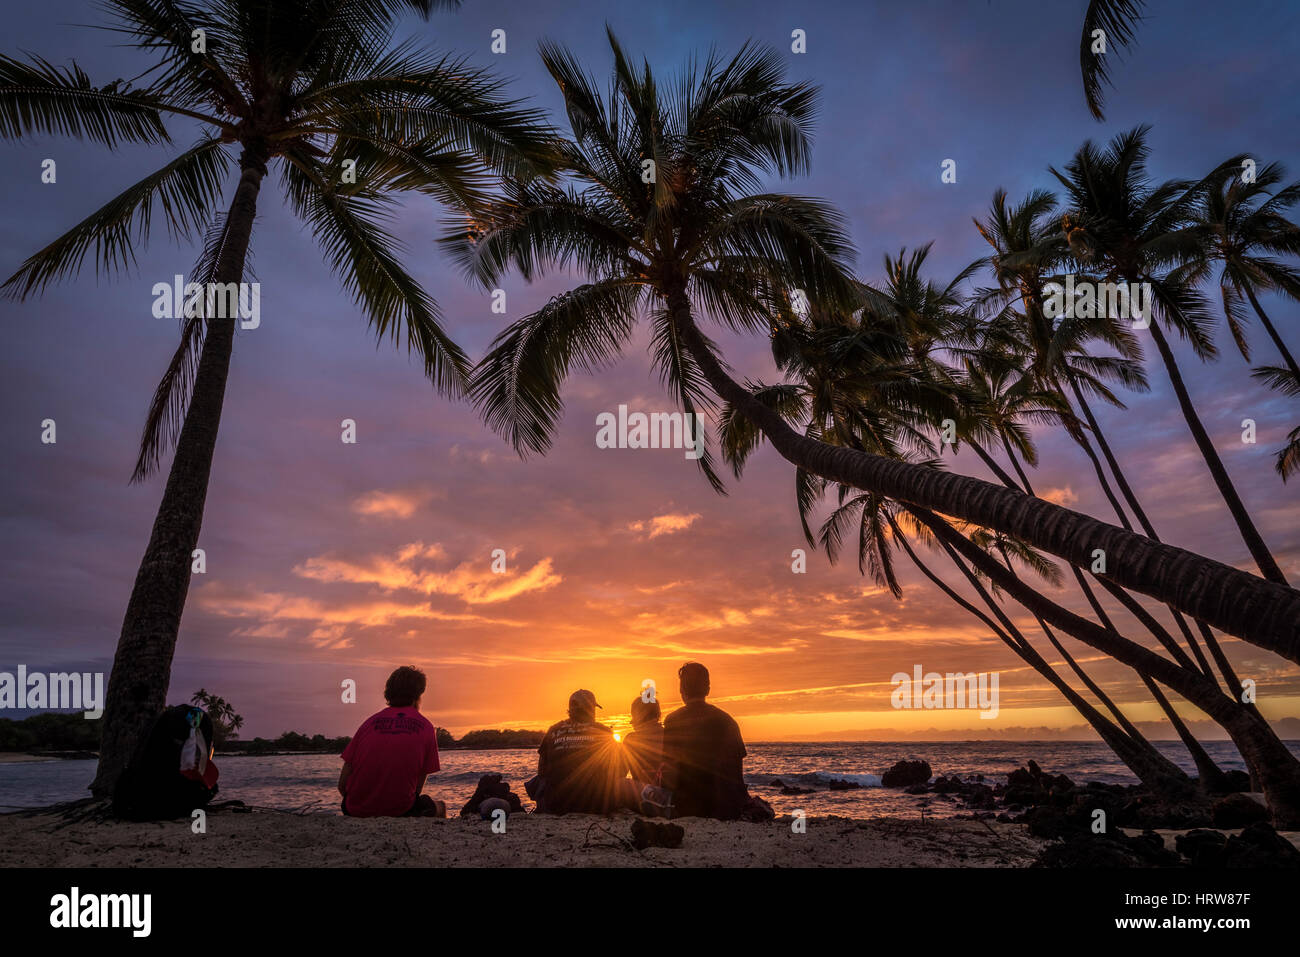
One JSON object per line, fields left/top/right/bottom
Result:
{"left": 338, "top": 761, "right": 352, "bottom": 797}
{"left": 537, "top": 733, "right": 550, "bottom": 777}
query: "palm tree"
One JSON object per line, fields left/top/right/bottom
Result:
{"left": 762, "top": 263, "right": 1230, "bottom": 793}
{"left": 1051, "top": 126, "right": 1289, "bottom": 585}
{"left": 715, "top": 303, "right": 1198, "bottom": 796}
{"left": 448, "top": 34, "right": 1300, "bottom": 679}
{"left": 1079, "top": 0, "right": 1146, "bottom": 120}
{"left": 1, "top": 0, "right": 557, "bottom": 797}
{"left": 973, "top": 188, "right": 1259, "bottom": 784}
{"left": 1181, "top": 163, "right": 1300, "bottom": 382}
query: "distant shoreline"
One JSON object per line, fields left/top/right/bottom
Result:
{"left": 5, "top": 738, "right": 1298, "bottom": 763}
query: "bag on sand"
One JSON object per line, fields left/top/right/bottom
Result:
{"left": 112, "top": 705, "right": 220, "bottom": 821}
{"left": 639, "top": 784, "right": 674, "bottom": 818}
{"left": 460, "top": 773, "right": 525, "bottom": 818}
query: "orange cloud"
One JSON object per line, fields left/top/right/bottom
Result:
{"left": 627, "top": 512, "right": 701, "bottom": 539}
{"left": 351, "top": 487, "right": 441, "bottom": 519}
{"left": 292, "top": 543, "right": 562, "bottom": 605}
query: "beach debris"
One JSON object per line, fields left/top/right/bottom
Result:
{"left": 630, "top": 818, "right": 684, "bottom": 850}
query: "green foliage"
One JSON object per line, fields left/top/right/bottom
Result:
{"left": 0, "top": 712, "right": 102, "bottom": 751}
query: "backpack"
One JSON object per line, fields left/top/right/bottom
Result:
{"left": 112, "top": 705, "right": 220, "bottom": 821}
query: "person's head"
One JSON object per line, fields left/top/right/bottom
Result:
{"left": 384, "top": 666, "right": 427, "bottom": 709}
{"left": 630, "top": 695, "right": 661, "bottom": 728}
{"left": 678, "top": 662, "right": 710, "bottom": 702}
{"left": 568, "top": 689, "right": 601, "bottom": 722}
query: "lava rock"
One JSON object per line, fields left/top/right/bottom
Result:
{"left": 1024, "top": 805, "right": 1075, "bottom": 840}
{"left": 881, "top": 760, "right": 932, "bottom": 788}
{"left": 631, "top": 818, "right": 685, "bottom": 850}
{"left": 1212, "top": 793, "right": 1269, "bottom": 829}
{"left": 1175, "top": 828, "right": 1228, "bottom": 867}
{"left": 1220, "top": 822, "right": 1300, "bottom": 868}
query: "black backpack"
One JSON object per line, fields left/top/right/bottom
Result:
{"left": 111, "top": 705, "right": 219, "bottom": 821}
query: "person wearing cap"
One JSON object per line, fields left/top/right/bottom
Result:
{"left": 533, "top": 689, "right": 621, "bottom": 814}
{"left": 662, "top": 662, "right": 750, "bottom": 819}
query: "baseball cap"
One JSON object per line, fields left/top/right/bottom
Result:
{"left": 569, "top": 689, "right": 602, "bottom": 711}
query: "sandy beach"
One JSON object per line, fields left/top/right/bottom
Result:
{"left": 0, "top": 807, "right": 1047, "bottom": 868}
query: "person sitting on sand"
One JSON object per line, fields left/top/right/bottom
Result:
{"left": 533, "top": 689, "right": 621, "bottom": 814}
{"left": 661, "top": 662, "right": 750, "bottom": 820}
{"left": 338, "top": 666, "right": 446, "bottom": 818}
{"left": 621, "top": 694, "right": 665, "bottom": 790}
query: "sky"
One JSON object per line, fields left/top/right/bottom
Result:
{"left": 1, "top": 0, "right": 1299, "bottom": 743}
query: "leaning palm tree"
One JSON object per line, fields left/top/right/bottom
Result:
{"left": 449, "top": 34, "right": 1300, "bottom": 678}
{"left": 0, "top": 0, "right": 556, "bottom": 797}
{"left": 718, "top": 300, "right": 1198, "bottom": 797}
{"left": 1051, "top": 126, "right": 1288, "bottom": 585}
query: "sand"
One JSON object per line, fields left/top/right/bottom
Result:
{"left": 0, "top": 806, "right": 1046, "bottom": 867}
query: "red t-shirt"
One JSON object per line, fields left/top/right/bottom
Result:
{"left": 340, "top": 706, "right": 440, "bottom": 817}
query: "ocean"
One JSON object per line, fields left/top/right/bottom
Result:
{"left": 2, "top": 740, "right": 1293, "bottom": 820}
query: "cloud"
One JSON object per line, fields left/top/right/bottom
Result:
{"left": 627, "top": 512, "right": 701, "bottom": 539}
{"left": 293, "top": 543, "right": 562, "bottom": 605}
{"left": 1039, "top": 486, "right": 1079, "bottom": 506}
{"left": 351, "top": 487, "right": 441, "bottom": 520}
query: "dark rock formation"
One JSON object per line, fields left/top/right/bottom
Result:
{"left": 631, "top": 818, "right": 684, "bottom": 850}
{"left": 1212, "top": 793, "right": 1269, "bottom": 828}
{"left": 881, "top": 760, "right": 931, "bottom": 788}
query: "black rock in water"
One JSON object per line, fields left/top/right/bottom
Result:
{"left": 881, "top": 760, "right": 932, "bottom": 788}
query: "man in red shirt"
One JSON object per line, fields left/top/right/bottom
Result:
{"left": 338, "top": 666, "right": 444, "bottom": 817}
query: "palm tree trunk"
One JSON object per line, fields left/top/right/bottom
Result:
{"left": 1140, "top": 675, "right": 1229, "bottom": 792}
{"left": 661, "top": 287, "right": 1300, "bottom": 661}
{"left": 971, "top": 437, "right": 1224, "bottom": 787}
{"left": 1066, "top": 378, "right": 1264, "bottom": 784}
{"left": 978, "top": 440, "right": 1174, "bottom": 746}
{"left": 912, "top": 506, "right": 1300, "bottom": 826}
{"left": 1243, "top": 284, "right": 1300, "bottom": 382}
{"left": 1145, "top": 320, "right": 1287, "bottom": 584}
{"left": 90, "top": 149, "right": 268, "bottom": 799}
{"left": 889, "top": 516, "right": 1192, "bottom": 794}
